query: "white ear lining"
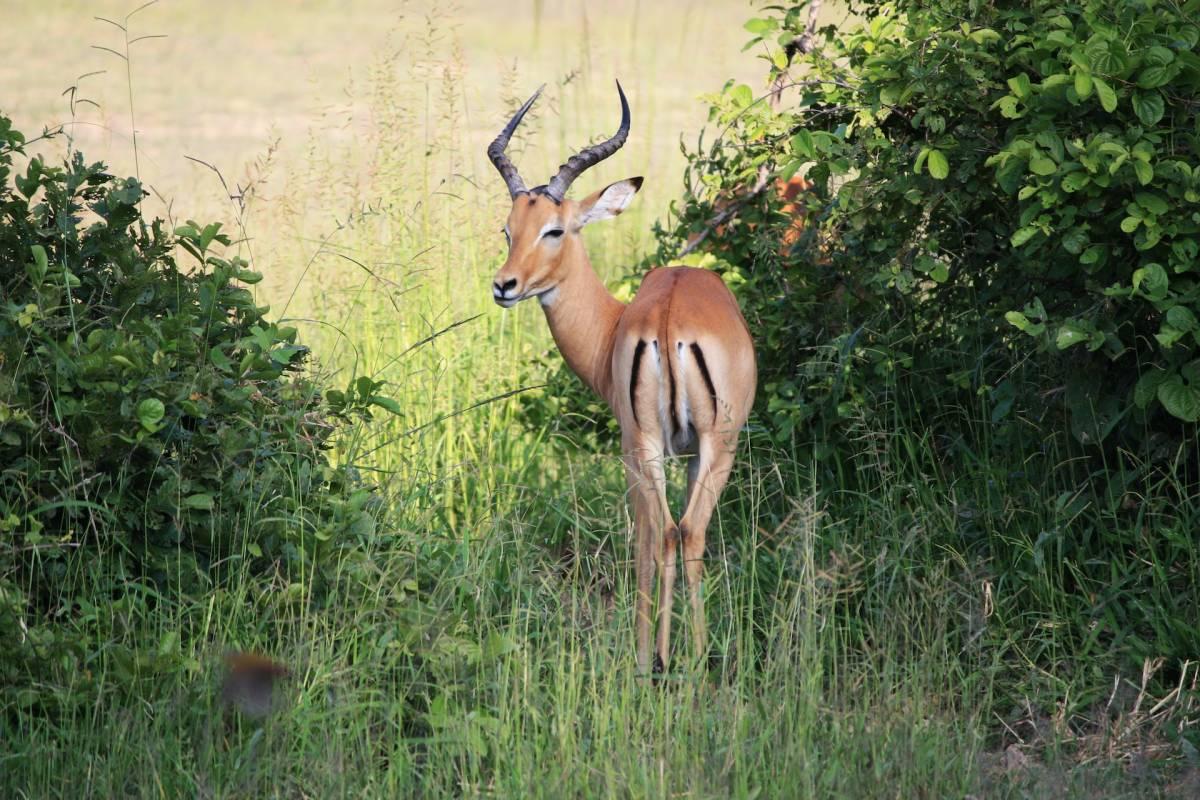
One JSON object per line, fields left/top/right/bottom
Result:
{"left": 578, "top": 180, "right": 640, "bottom": 227}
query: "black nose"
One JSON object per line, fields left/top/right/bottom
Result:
{"left": 494, "top": 278, "right": 518, "bottom": 294}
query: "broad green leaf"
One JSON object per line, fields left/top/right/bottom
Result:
{"left": 1056, "top": 322, "right": 1090, "bottom": 350}
{"left": 1079, "top": 245, "right": 1103, "bottom": 265}
{"left": 994, "top": 95, "right": 1022, "bottom": 119}
{"left": 1007, "top": 73, "right": 1032, "bottom": 99}
{"left": 183, "top": 494, "right": 214, "bottom": 511}
{"left": 1074, "top": 70, "right": 1093, "bottom": 99}
{"left": 1138, "top": 64, "right": 1175, "bottom": 89}
{"left": 1005, "top": 311, "right": 1033, "bottom": 332}
{"left": 209, "top": 346, "right": 233, "bottom": 372}
{"left": 927, "top": 149, "right": 949, "bottom": 180}
{"left": 1134, "top": 369, "right": 1167, "bottom": 409}
{"left": 1167, "top": 305, "right": 1197, "bottom": 332}
{"left": 1061, "top": 172, "right": 1089, "bottom": 192}
{"left": 744, "top": 18, "right": 777, "bottom": 35}
{"left": 1011, "top": 226, "right": 1038, "bottom": 247}
{"left": 1135, "top": 192, "right": 1169, "bottom": 216}
{"left": 370, "top": 395, "right": 403, "bottom": 415}
{"left": 791, "top": 130, "right": 815, "bottom": 159}
{"left": 1132, "top": 263, "right": 1169, "bottom": 298}
{"left": 1158, "top": 375, "right": 1200, "bottom": 422}
{"left": 1093, "top": 77, "right": 1117, "bottom": 112}
{"left": 1132, "top": 159, "right": 1154, "bottom": 185}
{"left": 1029, "top": 154, "right": 1057, "bottom": 176}
{"left": 1131, "top": 91, "right": 1165, "bottom": 126}
{"left": 137, "top": 398, "right": 165, "bottom": 431}
{"left": 1061, "top": 228, "right": 1088, "bottom": 255}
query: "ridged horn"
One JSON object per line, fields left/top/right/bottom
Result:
{"left": 543, "top": 80, "right": 630, "bottom": 202}
{"left": 487, "top": 85, "right": 544, "bottom": 198}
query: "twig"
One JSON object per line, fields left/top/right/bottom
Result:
{"left": 770, "top": 0, "right": 825, "bottom": 109}
{"left": 678, "top": 165, "right": 772, "bottom": 258}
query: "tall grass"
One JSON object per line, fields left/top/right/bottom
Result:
{"left": 3, "top": 3, "right": 1197, "bottom": 798}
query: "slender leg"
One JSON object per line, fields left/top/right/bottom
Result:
{"left": 655, "top": 521, "right": 679, "bottom": 672}
{"left": 623, "top": 434, "right": 674, "bottom": 674}
{"left": 678, "top": 432, "right": 738, "bottom": 664}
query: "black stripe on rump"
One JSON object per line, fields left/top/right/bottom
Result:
{"left": 689, "top": 342, "right": 718, "bottom": 416}
{"left": 629, "top": 339, "right": 646, "bottom": 427}
{"left": 667, "top": 344, "right": 679, "bottom": 437}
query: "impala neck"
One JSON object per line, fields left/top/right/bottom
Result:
{"left": 540, "top": 238, "right": 625, "bottom": 406}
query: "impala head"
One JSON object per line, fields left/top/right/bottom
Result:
{"left": 488, "top": 81, "right": 643, "bottom": 307}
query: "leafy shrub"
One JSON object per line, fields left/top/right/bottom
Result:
{"left": 658, "top": 0, "right": 1200, "bottom": 459}
{"left": 648, "top": 1, "right": 1200, "bottom": 678}
{"left": 0, "top": 117, "right": 384, "bottom": 710}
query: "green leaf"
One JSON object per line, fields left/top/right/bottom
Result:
{"left": 1158, "top": 376, "right": 1200, "bottom": 422}
{"left": 744, "top": 18, "right": 777, "bottom": 35}
{"left": 1132, "top": 159, "right": 1154, "bottom": 185}
{"left": 1056, "top": 321, "right": 1090, "bottom": 350}
{"left": 182, "top": 494, "right": 214, "bottom": 511}
{"left": 1005, "top": 311, "right": 1032, "bottom": 332}
{"left": 370, "top": 395, "right": 403, "bottom": 415}
{"left": 1132, "top": 263, "right": 1169, "bottom": 299}
{"left": 1137, "top": 64, "right": 1175, "bottom": 90}
{"left": 791, "top": 130, "right": 815, "bottom": 159}
{"left": 1060, "top": 172, "right": 1089, "bottom": 192}
{"left": 1011, "top": 226, "right": 1038, "bottom": 247}
{"left": 209, "top": 346, "right": 233, "bottom": 372}
{"left": 1131, "top": 91, "right": 1165, "bottom": 126}
{"left": 1135, "top": 192, "right": 1169, "bottom": 216}
{"left": 994, "top": 95, "right": 1022, "bottom": 119}
{"left": 1074, "top": 70, "right": 1093, "bottom": 99}
{"left": 1134, "top": 369, "right": 1167, "bottom": 409}
{"left": 1093, "top": 77, "right": 1118, "bottom": 112}
{"left": 927, "top": 149, "right": 949, "bottom": 180}
{"left": 1029, "top": 154, "right": 1057, "bottom": 176}
{"left": 1007, "top": 73, "right": 1033, "bottom": 99}
{"left": 137, "top": 398, "right": 165, "bottom": 432}
{"left": 729, "top": 83, "right": 754, "bottom": 109}
{"left": 1061, "top": 228, "right": 1088, "bottom": 255}
{"left": 1167, "top": 305, "right": 1197, "bottom": 332}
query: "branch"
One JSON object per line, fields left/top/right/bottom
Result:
{"left": 770, "top": 0, "right": 824, "bottom": 109}
{"left": 678, "top": 165, "right": 772, "bottom": 257}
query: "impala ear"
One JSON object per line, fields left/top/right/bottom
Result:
{"left": 575, "top": 177, "right": 643, "bottom": 228}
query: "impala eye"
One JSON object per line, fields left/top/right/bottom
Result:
{"left": 543, "top": 229, "right": 564, "bottom": 239}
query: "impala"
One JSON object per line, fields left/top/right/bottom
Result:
{"left": 487, "top": 82, "right": 757, "bottom": 674}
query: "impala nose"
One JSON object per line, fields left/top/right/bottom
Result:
{"left": 493, "top": 277, "right": 518, "bottom": 303}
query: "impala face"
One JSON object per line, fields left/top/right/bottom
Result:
{"left": 492, "top": 193, "right": 571, "bottom": 307}
{"left": 492, "top": 178, "right": 642, "bottom": 307}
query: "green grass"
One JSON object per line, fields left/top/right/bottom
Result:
{"left": 3, "top": 2, "right": 1198, "bottom": 798}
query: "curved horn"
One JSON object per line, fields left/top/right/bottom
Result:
{"left": 543, "top": 80, "right": 631, "bottom": 202}
{"left": 487, "top": 85, "right": 544, "bottom": 198}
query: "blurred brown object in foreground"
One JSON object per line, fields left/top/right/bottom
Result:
{"left": 221, "top": 652, "right": 290, "bottom": 719}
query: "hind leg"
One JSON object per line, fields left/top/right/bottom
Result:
{"left": 622, "top": 431, "right": 674, "bottom": 674}
{"left": 678, "top": 431, "right": 738, "bottom": 663}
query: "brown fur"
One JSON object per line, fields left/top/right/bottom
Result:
{"left": 494, "top": 180, "right": 756, "bottom": 674}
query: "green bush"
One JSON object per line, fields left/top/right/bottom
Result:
{"left": 649, "top": 1, "right": 1200, "bottom": 679}
{"left": 0, "top": 117, "right": 384, "bottom": 711}
{"left": 658, "top": 0, "right": 1200, "bottom": 458}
